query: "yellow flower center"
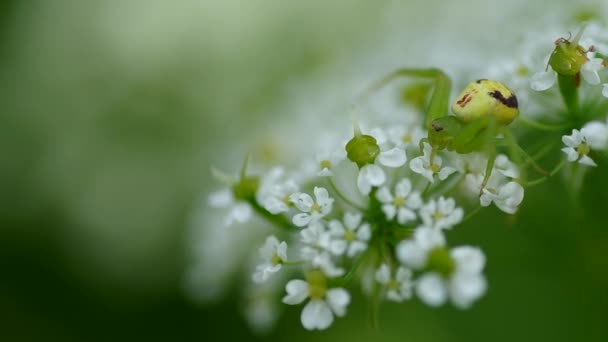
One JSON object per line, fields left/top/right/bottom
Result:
{"left": 516, "top": 65, "right": 529, "bottom": 77}
{"left": 402, "top": 135, "right": 412, "bottom": 144}
{"left": 344, "top": 229, "right": 356, "bottom": 242}
{"left": 431, "top": 163, "right": 441, "bottom": 173}
{"left": 576, "top": 143, "right": 590, "bottom": 156}
{"left": 311, "top": 203, "right": 321, "bottom": 213}
{"left": 432, "top": 211, "right": 445, "bottom": 221}
{"left": 393, "top": 196, "right": 406, "bottom": 207}
{"left": 320, "top": 159, "right": 332, "bottom": 169}
{"left": 306, "top": 270, "right": 327, "bottom": 299}
{"left": 270, "top": 254, "right": 282, "bottom": 266}
{"left": 388, "top": 279, "right": 399, "bottom": 290}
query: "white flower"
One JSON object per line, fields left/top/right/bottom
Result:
{"left": 355, "top": 128, "right": 408, "bottom": 196}
{"left": 494, "top": 154, "right": 520, "bottom": 178}
{"left": 256, "top": 167, "right": 299, "bottom": 214}
{"left": 419, "top": 197, "right": 463, "bottom": 230}
{"left": 290, "top": 187, "right": 334, "bottom": 227}
{"left": 315, "top": 146, "right": 347, "bottom": 177}
{"left": 375, "top": 263, "right": 413, "bottom": 302}
{"left": 375, "top": 178, "right": 423, "bottom": 224}
{"left": 208, "top": 189, "right": 252, "bottom": 226}
{"left": 327, "top": 212, "right": 371, "bottom": 257}
{"left": 603, "top": 84, "right": 608, "bottom": 98}
{"left": 581, "top": 58, "right": 605, "bottom": 85}
{"left": 397, "top": 226, "right": 445, "bottom": 269}
{"left": 300, "top": 221, "right": 344, "bottom": 277}
{"left": 252, "top": 235, "right": 288, "bottom": 283}
{"left": 282, "top": 275, "right": 351, "bottom": 330}
{"left": 416, "top": 246, "right": 487, "bottom": 309}
{"left": 480, "top": 181, "right": 525, "bottom": 214}
{"left": 581, "top": 120, "right": 608, "bottom": 150}
{"left": 531, "top": 58, "right": 605, "bottom": 91}
{"left": 410, "top": 142, "right": 457, "bottom": 183}
{"left": 561, "top": 129, "right": 598, "bottom": 167}
{"left": 387, "top": 125, "right": 426, "bottom": 150}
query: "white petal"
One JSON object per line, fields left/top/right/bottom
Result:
{"left": 581, "top": 121, "right": 608, "bottom": 150}
{"left": 581, "top": 58, "right": 603, "bottom": 85}
{"left": 317, "top": 168, "right": 333, "bottom": 177}
{"left": 530, "top": 70, "right": 556, "bottom": 91}
{"left": 328, "top": 220, "right": 345, "bottom": 236}
{"left": 375, "top": 263, "right": 391, "bottom": 284}
{"left": 301, "top": 300, "right": 333, "bottom": 330}
{"left": 259, "top": 235, "right": 280, "bottom": 259}
{"left": 375, "top": 186, "right": 393, "bottom": 203}
{"left": 326, "top": 288, "right": 351, "bottom": 317}
{"left": 416, "top": 273, "right": 448, "bottom": 307}
{"left": 451, "top": 246, "right": 486, "bottom": 274}
{"left": 579, "top": 155, "right": 597, "bottom": 167}
{"left": 347, "top": 241, "right": 367, "bottom": 257}
{"left": 449, "top": 274, "right": 487, "bottom": 309}
{"left": 603, "top": 84, "right": 608, "bottom": 98}
{"left": 415, "top": 227, "right": 446, "bottom": 250}
{"left": 344, "top": 212, "right": 362, "bottom": 230}
{"left": 378, "top": 147, "right": 407, "bottom": 168}
{"left": 329, "top": 240, "right": 347, "bottom": 256}
{"left": 396, "top": 240, "right": 426, "bottom": 269}
{"left": 395, "top": 178, "right": 412, "bottom": 197}
{"left": 293, "top": 213, "right": 312, "bottom": 227}
{"left": 406, "top": 192, "right": 423, "bottom": 209}
{"left": 356, "top": 223, "right": 371, "bottom": 241}
{"left": 208, "top": 189, "right": 233, "bottom": 207}
{"left": 397, "top": 207, "right": 416, "bottom": 224}
{"left": 277, "top": 241, "right": 288, "bottom": 261}
{"left": 362, "top": 164, "right": 387, "bottom": 186}
{"left": 438, "top": 166, "right": 457, "bottom": 180}
{"left": 292, "top": 193, "right": 313, "bottom": 212}
{"left": 356, "top": 171, "right": 371, "bottom": 196}
{"left": 561, "top": 147, "right": 579, "bottom": 162}
{"left": 282, "top": 280, "right": 309, "bottom": 305}
{"left": 382, "top": 204, "right": 397, "bottom": 220}
{"left": 229, "top": 203, "right": 252, "bottom": 224}
{"left": 314, "top": 187, "right": 331, "bottom": 205}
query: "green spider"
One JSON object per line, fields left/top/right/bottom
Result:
{"left": 360, "top": 68, "right": 545, "bottom": 194}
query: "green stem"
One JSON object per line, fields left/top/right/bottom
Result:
{"left": 462, "top": 205, "right": 482, "bottom": 223}
{"left": 516, "top": 116, "right": 568, "bottom": 132}
{"left": 327, "top": 177, "right": 366, "bottom": 211}
{"left": 557, "top": 73, "right": 579, "bottom": 116}
{"left": 523, "top": 158, "right": 566, "bottom": 187}
{"left": 248, "top": 199, "right": 295, "bottom": 231}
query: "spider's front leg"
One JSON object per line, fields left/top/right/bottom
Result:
{"left": 357, "top": 68, "right": 452, "bottom": 126}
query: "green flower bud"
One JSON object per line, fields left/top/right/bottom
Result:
{"left": 231, "top": 176, "right": 259, "bottom": 201}
{"left": 426, "top": 247, "right": 455, "bottom": 277}
{"left": 345, "top": 134, "right": 380, "bottom": 168}
{"left": 548, "top": 27, "right": 589, "bottom": 76}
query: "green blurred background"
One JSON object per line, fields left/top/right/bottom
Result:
{"left": 1, "top": 0, "right": 608, "bottom": 341}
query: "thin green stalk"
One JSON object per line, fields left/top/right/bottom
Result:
{"left": 523, "top": 158, "right": 566, "bottom": 187}
{"left": 557, "top": 73, "right": 579, "bottom": 116}
{"left": 248, "top": 199, "right": 295, "bottom": 231}
{"left": 327, "top": 177, "right": 366, "bottom": 211}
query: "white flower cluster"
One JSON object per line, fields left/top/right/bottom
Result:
{"left": 189, "top": 20, "right": 608, "bottom": 334}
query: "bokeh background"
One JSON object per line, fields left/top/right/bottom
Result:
{"left": 2, "top": 0, "right": 608, "bottom": 341}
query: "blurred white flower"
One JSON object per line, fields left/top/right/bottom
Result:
{"left": 416, "top": 246, "right": 487, "bottom": 309}
{"left": 208, "top": 189, "right": 252, "bottom": 226}
{"left": 282, "top": 275, "right": 350, "bottom": 330}
{"left": 480, "top": 181, "right": 525, "bottom": 214}
{"left": 256, "top": 167, "right": 299, "bottom": 214}
{"left": 290, "top": 187, "right": 334, "bottom": 227}
{"left": 396, "top": 226, "right": 446, "bottom": 269}
{"left": 300, "top": 221, "right": 344, "bottom": 277}
{"left": 376, "top": 178, "right": 422, "bottom": 224}
{"left": 327, "top": 212, "right": 371, "bottom": 257}
{"left": 375, "top": 263, "right": 414, "bottom": 302}
{"left": 252, "top": 235, "right": 288, "bottom": 283}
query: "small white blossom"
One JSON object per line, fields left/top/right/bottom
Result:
{"left": 208, "top": 189, "right": 252, "bottom": 226}
{"left": 300, "top": 221, "right": 344, "bottom": 277}
{"left": 315, "top": 146, "right": 347, "bottom": 177}
{"left": 581, "top": 120, "right": 608, "bottom": 150}
{"left": 530, "top": 69, "right": 557, "bottom": 91}
{"left": 387, "top": 125, "right": 427, "bottom": 150}
{"left": 376, "top": 178, "right": 423, "bottom": 224}
{"left": 416, "top": 247, "right": 487, "bottom": 309}
{"left": 375, "top": 263, "right": 414, "bottom": 302}
{"left": 561, "top": 129, "right": 598, "bottom": 167}
{"left": 252, "top": 235, "right": 288, "bottom": 283}
{"left": 410, "top": 142, "right": 457, "bottom": 183}
{"left": 282, "top": 276, "right": 351, "bottom": 330}
{"left": 290, "top": 187, "right": 334, "bottom": 227}
{"left": 581, "top": 58, "right": 605, "bottom": 85}
{"left": 327, "top": 212, "right": 371, "bottom": 257}
{"left": 419, "top": 197, "right": 463, "bottom": 230}
{"left": 397, "top": 226, "right": 446, "bottom": 269}
{"left": 256, "top": 167, "right": 299, "bottom": 215}
{"left": 356, "top": 164, "right": 387, "bottom": 196}
{"left": 480, "top": 181, "right": 525, "bottom": 214}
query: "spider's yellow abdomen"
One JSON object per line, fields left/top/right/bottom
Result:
{"left": 451, "top": 79, "right": 519, "bottom": 125}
